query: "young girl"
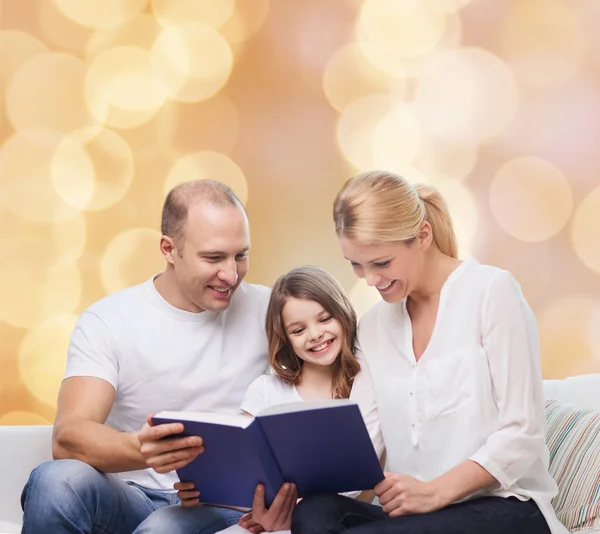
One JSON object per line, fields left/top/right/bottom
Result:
{"left": 176, "top": 265, "right": 384, "bottom": 533}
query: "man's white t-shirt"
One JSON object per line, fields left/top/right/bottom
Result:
{"left": 64, "top": 277, "right": 271, "bottom": 491}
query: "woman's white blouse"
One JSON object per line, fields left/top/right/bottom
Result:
{"left": 357, "top": 258, "right": 567, "bottom": 534}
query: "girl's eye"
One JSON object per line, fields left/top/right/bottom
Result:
{"left": 320, "top": 316, "right": 333, "bottom": 323}
{"left": 291, "top": 328, "right": 304, "bottom": 335}
{"left": 374, "top": 261, "right": 390, "bottom": 268}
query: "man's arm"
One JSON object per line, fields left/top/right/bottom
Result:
{"left": 52, "top": 376, "right": 147, "bottom": 472}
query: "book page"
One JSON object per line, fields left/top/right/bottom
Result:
{"left": 258, "top": 398, "right": 357, "bottom": 416}
{"left": 153, "top": 410, "right": 252, "bottom": 428}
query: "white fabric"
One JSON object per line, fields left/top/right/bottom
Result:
{"left": 0, "top": 426, "right": 53, "bottom": 532}
{"left": 240, "top": 359, "right": 384, "bottom": 459}
{"left": 239, "top": 360, "right": 385, "bottom": 502}
{"left": 357, "top": 258, "right": 568, "bottom": 534}
{"left": 64, "top": 278, "right": 270, "bottom": 491}
{"left": 240, "top": 374, "right": 302, "bottom": 415}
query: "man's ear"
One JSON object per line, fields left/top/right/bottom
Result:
{"left": 418, "top": 221, "right": 433, "bottom": 251}
{"left": 159, "top": 235, "right": 177, "bottom": 265}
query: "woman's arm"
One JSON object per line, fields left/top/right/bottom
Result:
{"left": 467, "top": 270, "right": 547, "bottom": 491}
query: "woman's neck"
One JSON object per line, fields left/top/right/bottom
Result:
{"left": 409, "top": 248, "right": 462, "bottom": 305}
{"left": 295, "top": 361, "right": 336, "bottom": 401}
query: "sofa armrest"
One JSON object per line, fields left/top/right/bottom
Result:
{"left": 0, "top": 426, "right": 53, "bottom": 529}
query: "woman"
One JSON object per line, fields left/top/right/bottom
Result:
{"left": 291, "top": 171, "right": 567, "bottom": 534}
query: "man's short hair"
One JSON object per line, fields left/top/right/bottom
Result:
{"left": 161, "top": 180, "right": 244, "bottom": 248}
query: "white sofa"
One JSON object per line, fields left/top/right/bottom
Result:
{"left": 1, "top": 375, "right": 599, "bottom": 534}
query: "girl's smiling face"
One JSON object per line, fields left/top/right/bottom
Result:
{"left": 282, "top": 297, "right": 343, "bottom": 368}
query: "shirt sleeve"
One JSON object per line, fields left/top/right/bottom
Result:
{"left": 64, "top": 311, "right": 119, "bottom": 390}
{"left": 468, "top": 270, "right": 547, "bottom": 490}
{"left": 350, "top": 350, "right": 385, "bottom": 461}
{"left": 241, "top": 375, "right": 270, "bottom": 416}
{"left": 339, "top": 354, "right": 384, "bottom": 500}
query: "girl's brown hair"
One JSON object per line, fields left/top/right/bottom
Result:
{"left": 333, "top": 170, "right": 458, "bottom": 258}
{"left": 266, "top": 266, "right": 360, "bottom": 399}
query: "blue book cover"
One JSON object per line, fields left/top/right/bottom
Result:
{"left": 152, "top": 400, "right": 384, "bottom": 509}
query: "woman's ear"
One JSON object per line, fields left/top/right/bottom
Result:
{"left": 418, "top": 221, "right": 433, "bottom": 250}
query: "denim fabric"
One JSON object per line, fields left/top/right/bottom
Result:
{"left": 20, "top": 459, "right": 235, "bottom": 534}
{"left": 291, "top": 494, "right": 553, "bottom": 534}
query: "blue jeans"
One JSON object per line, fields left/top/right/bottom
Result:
{"left": 291, "top": 494, "right": 552, "bottom": 534}
{"left": 21, "top": 460, "right": 242, "bottom": 534}
{"left": 133, "top": 504, "right": 243, "bottom": 534}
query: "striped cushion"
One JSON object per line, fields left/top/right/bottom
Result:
{"left": 545, "top": 399, "right": 600, "bottom": 532}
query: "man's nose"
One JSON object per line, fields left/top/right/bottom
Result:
{"left": 218, "top": 260, "right": 238, "bottom": 286}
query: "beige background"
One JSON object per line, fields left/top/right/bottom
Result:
{"left": 1, "top": 0, "right": 599, "bottom": 426}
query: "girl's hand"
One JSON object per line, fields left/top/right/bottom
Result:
{"left": 374, "top": 472, "right": 444, "bottom": 517}
{"left": 238, "top": 511, "right": 265, "bottom": 533}
{"left": 174, "top": 481, "right": 200, "bottom": 507}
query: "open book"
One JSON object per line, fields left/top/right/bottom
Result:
{"left": 151, "top": 399, "right": 384, "bottom": 508}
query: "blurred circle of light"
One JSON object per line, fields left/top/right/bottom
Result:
{"left": 571, "top": 186, "right": 600, "bottom": 275}
{"left": 349, "top": 279, "right": 381, "bottom": 319}
{"left": 538, "top": 298, "right": 596, "bottom": 379}
{"left": 372, "top": 104, "right": 422, "bottom": 174}
{"left": 85, "top": 46, "right": 167, "bottom": 130}
{"left": 6, "top": 53, "right": 100, "bottom": 134}
{"left": 0, "top": 31, "right": 48, "bottom": 125}
{"left": 0, "top": 412, "right": 52, "bottom": 426}
{"left": 159, "top": 96, "right": 240, "bottom": 155}
{"left": 490, "top": 157, "right": 573, "bottom": 243}
{"left": 36, "top": 0, "right": 93, "bottom": 56}
{"left": 85, "top": 14, "right": 163, "bottom": 59}
{"left": 53, "top": 127, "right": 135, "bottom": 211}
{"left": 400, "top": 9, "right": 463, "bottom": 78}
{"left": 429, "top": 176, "right": 478, "bottom": 259}
{"left": 0, "top": 250, "right": 81, "bottom": 328}
{"left": 336, "top": 94, "right": 395, "bottom": 171}
{"left": 500, "top": 2, "right": 584, "bottom": 87}
{"left": 151, "top": 0, "right": 235, "bottom": 29}
{"left": 18, "top": 313, "right": 79, "bottom": 408}
{"left": 414, "top": 133, "right": 477, "bottom": 181}
{"left": 323, "top": 42, "right": 407, "bottom": 113}
{"left": 220, "top": 0, "right": 270, "bottom": 47}
{"left": 101, "top": 229, "right": 165, "bottom": 294}
{"left": 413, "top": 47, "right": 519, "bottom": 142}
{"left": 589, "top": 304, "right": 600, "bottom": 363}
{"left": 50, "top": 135, "right": 96, "bottom": 211}
{"left": 164, "top": 151, "right": 249, "bottom": 205}
{"left": 0, "top": 130, "right": 85, "bottom": 224}
{"left": 3, "top": 210, "right": 87, "bottom": 269}
{"left": 357, "top": 0, "right": 447, "bottom": 58}
{"left": 424, "top": 0, "right": 473, "bottom": 15}
{"left": 54, "top": 0, "right": 148, "bottom": 30}
{"left": 151, "top": 23, "right": 233, "bottom": 103}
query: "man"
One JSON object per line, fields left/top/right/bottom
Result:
{"left": 21, "top": 180, "right": 295, "bottom": 534}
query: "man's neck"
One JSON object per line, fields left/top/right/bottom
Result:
{"left": 153, "top": 270, "right": 204, "bottom": 313}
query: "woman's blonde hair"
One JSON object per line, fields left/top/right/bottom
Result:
{"left": 333, "top": 170, "right": 458, "bottom": 258}
{"left": 266, "top": 266, "right": 360, "bottom": 399}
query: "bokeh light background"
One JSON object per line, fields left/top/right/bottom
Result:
{"left": 1, "top": 0, "right": 600, "bottom": 426}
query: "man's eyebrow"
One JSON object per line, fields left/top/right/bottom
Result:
{"left": 198, "top": 248, "right": 250, "bottom": 256}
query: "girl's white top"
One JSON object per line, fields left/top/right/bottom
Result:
{"left": 357, "top": 258, "right": 567, "bottom": 534}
